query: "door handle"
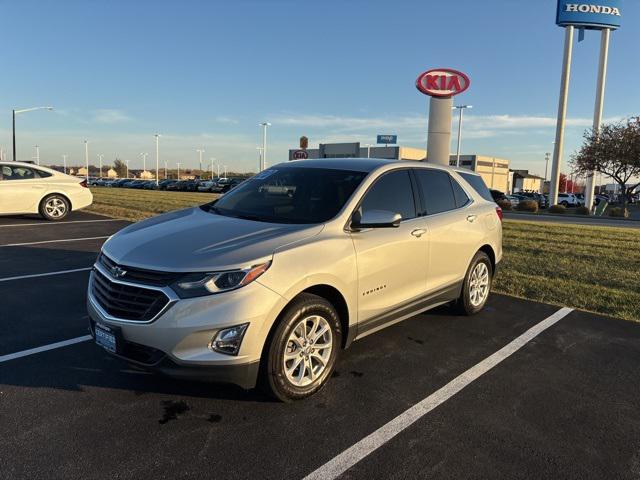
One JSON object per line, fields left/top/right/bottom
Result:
{"left": 411, "top": 228, "right": 426, "bottom": 238}
{"left": 466, "top": 215, "right": 477, "bottom": 223}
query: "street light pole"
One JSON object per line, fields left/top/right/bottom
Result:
{"left": 98, "top": 154, "right": 104, "bottom": 177}
{"left": 164, "top": 160, "right": 168, "bottom": 180}
{"left": 84, "top": 140, "right": 89, "bottom": 182}
{"left": 140, "top": 152, "right": 148, "bottom": 175}
{"left": 12, "top": 106, "right": 53, "bottom": 161}
{"left": 33, "top": 145, "right": 40, "bottom": 165}
{"left": 544, "top": 152, "right": 550, "bottom": 182}
{"left": 256, "top": 147, "right": 263, "bottom": 172}
{"left": 210, "top": 158, "right": 215, "bottom": 179}
{"left": 62, "top": 154, "right": 67, "bottom": 174}
{"left": 155, "top": 134, "right": 160, "bottom": 186}
{"left": 259, "top": 122, "right": 271, "bottom": 171}
{"left": 126, "top": 160, "right": 130, "bottom": 179}
{"left": 224, "top": 165, "right": 227, "bottom": 178}
{"left": 197, "top": 148, "right": 205, "bottom": 175}
{"left": 177, "top": 162, "right": 181, "bottom": 179}
{"left": 453, "top": 105, "right": 472, "bottom": 167}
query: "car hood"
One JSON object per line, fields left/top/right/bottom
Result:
{"left": 102, "top": 207, "right": 323, "bottom": 271}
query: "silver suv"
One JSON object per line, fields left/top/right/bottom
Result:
{"left": 88, "top": 159, "right": 502, "bottom": 401}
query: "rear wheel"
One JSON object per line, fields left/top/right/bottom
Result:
{"left": 262, "top": 293, "right": 341, "bottom": 402}
{"left": 39, "top": 194, "right": 70, "bottom": 221}
{"left": 454, "top": 251, "right": 493, "bottom": 315}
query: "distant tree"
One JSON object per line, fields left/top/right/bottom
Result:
{"left": 571, "top": 117, "right": 640, "bottom": 209}
{"left": 113, "top": 159, "right": 127, "bottom": 178}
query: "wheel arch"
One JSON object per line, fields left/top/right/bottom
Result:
{"left": 477, "top": 244, "right": 496, "bottom": 273}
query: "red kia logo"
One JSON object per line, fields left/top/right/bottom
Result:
{"left": 416, "top": 68, "right": 470, "bottom": 97}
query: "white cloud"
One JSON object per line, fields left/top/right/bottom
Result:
{"left": 92, "top": 109, "right": 132, "bottom": 124}
{"left": 214, "top": 116, "right": 240, "bottom": 125}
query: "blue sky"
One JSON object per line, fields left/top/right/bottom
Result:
{"left": 1, "top": 0, "right": 638, "bottom": 175}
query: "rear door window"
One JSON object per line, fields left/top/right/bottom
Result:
{"left": 414, "top": 169, "right": 457, "bottom": 215}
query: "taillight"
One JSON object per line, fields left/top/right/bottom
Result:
{"left": 80, "top": 180, "right": 88, "bottom": 188}
{"left": 495, "top": 206, "right": 503, "bottom": 221}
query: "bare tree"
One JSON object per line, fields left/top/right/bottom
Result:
{"left": 113, "top": 159, "right": 127, "bottom": 178}
{"left": 571, "top": 117, "right": 640, "bottom": 210}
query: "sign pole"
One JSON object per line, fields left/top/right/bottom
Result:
{"left": 584, "top": 27, "right": 610, "bottom": 211}
{"left": 549, "top": 25, "right": 574, "bottom": 207}
{"left": 426, "top": 96, "right": 453, "bottom": 166}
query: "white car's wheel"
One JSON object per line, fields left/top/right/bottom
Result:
{"left": 39, "top": 194, "right": 70, "bottom": 221}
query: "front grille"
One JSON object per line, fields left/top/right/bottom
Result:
{"left": 98, "top": 253, "right": 180, "bottom": 287}
{"left": 91, "top": 268, "right": 171, "bottom": 322}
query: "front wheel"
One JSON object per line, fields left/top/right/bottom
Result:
{"left": 454, "top": 251, "right": 493, "bottom": 315}
{"left": 262, "top": 293, "right": 341, "bottom": 402}
{"left": 39, "top": 194, "right": 70, "bottom": 221}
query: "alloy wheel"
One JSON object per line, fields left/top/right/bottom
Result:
{"left": 283, "top": 315, "right": 333, "bottom": 387}
{"left": 469, "top": 262, "right": 490, "bottom": 307}
{"left": 45, "top": 197, "right": 67, "bottom": 218}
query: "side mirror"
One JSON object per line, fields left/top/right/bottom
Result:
{"left": 352, "top": 209, "right": 402, "bottom": 229}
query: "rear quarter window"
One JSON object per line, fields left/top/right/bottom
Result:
{"left": 458, "top": 172, "right": 493, "bottom": 202}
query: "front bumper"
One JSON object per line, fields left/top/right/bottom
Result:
{"left": 87, "top": 270, "right": 286, "bottom": 389}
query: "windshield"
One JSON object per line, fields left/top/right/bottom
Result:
{"left": 203, "top": 167, "right": 367, "bottom": 224}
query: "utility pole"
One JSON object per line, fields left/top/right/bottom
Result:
{"left": 453, "top": 105, "right": 473, "bottom": 167}
{"left": 84, "top": 140, "right": 89, "bottom": 182}
{"left": 140, "top": 152, "right": 148, "bottom": 175}
{"left": 259, "top": 122, "right": 271, "bottom": 171}
{"left": 197, "top": 148, "right": 205, "bottom": 175}
{"left": 155, "top": 134, "right": 160, "bottom": 186}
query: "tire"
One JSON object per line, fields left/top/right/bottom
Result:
{"left": 561, "top": 201, "right": 569, "bottom": 207}
{"left": 454, "top": 251, "right": 493, "bottom": 316}
{"left": 39, "top": 194, "right": 70, "bottom": 221}
{"left": 262, "top": 293, "right": 342, "bottom": 402}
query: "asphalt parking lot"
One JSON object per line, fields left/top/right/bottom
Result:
{"left": 1, "top": 212, "right": 639, "bottom": 480}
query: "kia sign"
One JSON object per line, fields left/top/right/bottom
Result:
{"left": 292, "top": 150, "right": 308, "bottom": 160}
{"left": 416, "top": 69, "right": 470, "bottom": 98}
{"left": 556, "top": 1, "right": 622, "bottom": 29}
{"left": 376, "top": 135, "right": 397, "bottom": 145}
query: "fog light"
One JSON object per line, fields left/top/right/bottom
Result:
{"left": 210, "top": 323, "right": 249, "bottom": 355}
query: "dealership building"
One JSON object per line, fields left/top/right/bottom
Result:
{"left": 289, "top": 142, "right": 511, "bottom": 193}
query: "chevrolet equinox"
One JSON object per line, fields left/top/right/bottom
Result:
{"left": 88, "top": 158, "right": 502, "bottom": 401}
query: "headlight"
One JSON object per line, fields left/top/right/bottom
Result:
{"left": 171, "top": 261, "right": 271, "bottom": 298}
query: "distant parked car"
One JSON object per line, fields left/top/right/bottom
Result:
{"left": 197, "top": 180, "right": 215, "bottom": 192}
{"left": 143, "top": 180, "right": 157, "bottom": 190}
{"left": 519, "top": 192, "right": 547, "bottom": 208}
{"left": 211, "top": 178, "right": 242, "bottom": 193}
{"left": 112, "top": 178, "right": 134, "bottom": 188}
{"left": 126, "top": 180, "right": 147, "bottom": 189}
{"left": 557, "top": 193, "right": 579, "bottom": 207}
{"left": 505, "top": 195, "right": 521, "bottom": 207}
{"left": 158, "top": 179, "right": 177, "bottom": 190}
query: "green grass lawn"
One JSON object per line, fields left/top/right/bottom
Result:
{"left": 87, "top": 187, "right": 219, "bottom": 221}
{"left": 88, "top": 187, "right": 640, "bottom": 322}
{"left": 496, "top": 221, "right": 639, "bottom": 322}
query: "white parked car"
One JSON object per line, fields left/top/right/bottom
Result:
{"left": 557, "top": 193, "right": 579, "bottom": 207}
{"left": 0, "top": 162, "right": 93, "bottom": 220}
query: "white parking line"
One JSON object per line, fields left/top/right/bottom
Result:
{"left": 0, "top": 335, "right": 93, "bottom": 363}
{"left": 0, "top": 219, "right": 122, "bottom": 228}
{"left": 303, "top": 307, "right": 574, "bottom": 480}
{"left": 0, "top": 236, "right": 109, "bottom": 247}
{"left": 0, "top": 267, "right": 92, "bottom": 283}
